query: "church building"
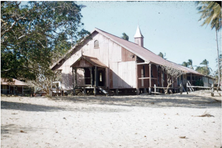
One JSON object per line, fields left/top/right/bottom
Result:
{"left": 51, "top": 27, "right": 208, "bottom": 95}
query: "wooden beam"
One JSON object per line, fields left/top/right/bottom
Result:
{"left": 72, "top": 68, "right": 75, "bottom": 95}
{"left": 190, "top": 73, "right": 192, "bottom": 85}
{"left": 161, "top": 69, "right": 164, "bottom": 87}
{"left": 141, "top": 66, "right": 144, "bottom": 87}
{"left": 156, "top": 65, "right": 159, "bottom": 86}
{"left": 94, "top": 66, "right": 98, "bottom": 87}
{"left": 138, "top": 77, "right": 157, "bottom": 80}
{"left": 74, "top": 68, "right": 77, "bottom": 87}
{"left": 137, "top": 62, "right": 150, "bottom": 65}
{"left": 149, "top": 63, "right": 152, "bottom": 93}
{"left": 136, "top": 63, "right": 139, "bottom": 95}
{"left": 94, "top": 66, "right": 98, "bottom": 95}
{"left": 89, "top": 67, "right": 93, "bottom": 87}
{"left": 84, "top": 68, "right": 86, "bottom": 85}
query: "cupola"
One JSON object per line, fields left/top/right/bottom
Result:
{"left": 134, "top": 26, "right": 144, "bottom": 47}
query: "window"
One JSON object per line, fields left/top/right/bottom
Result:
{"left": 100, "top": 73, "right": 102, "bottom": 82}
{"left": 94, "top": 40, "right": 99, "bottom": 49}
{"left": 143, "top": 65, "right": 145, "bottom": 77}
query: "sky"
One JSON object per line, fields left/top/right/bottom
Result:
{"left": 76, "top": 1, "right": 221, "bottom": 74}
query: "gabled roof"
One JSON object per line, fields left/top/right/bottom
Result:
{"left": 94, "top": 28, "right": 203, "bottom": 75}
{"left": 70, "top": 55, "right": 106, "bottom": 68}
{"left": 51, "top": 27, "right": 203, "bottom": 76}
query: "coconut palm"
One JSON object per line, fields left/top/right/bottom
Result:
{"left": 215, "top": 54, "right": 222, "bottom": 83}
{"left": 196, "top": 1, "right": 221, "bottom": 30}
{"left": 158, "top": 52, "right": 164, "bottom": 58}
{"left": 196, "top": 59, "right": 211, "bottom": 75}
{"left": 182, "top": 61, "right": 188, "bottom": 67}
{"left": 196, "top": 1, "right": 221, "bottom": 87}
{"left": 187, "top": 59, "right": 193, "bottom": 69}
{"left": 200, "top": 59, "right": 209, "bottom": 66}
{"left": 121, "top": 33, "right": 129, "bottom": 41}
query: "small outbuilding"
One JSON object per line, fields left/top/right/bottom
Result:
{"left": 1, "top": 78, "right": 29, "bottom": 95}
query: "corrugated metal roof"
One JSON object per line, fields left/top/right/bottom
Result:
{"left": 84, "top": 56, "right": 107, "bottom": 68}
{"left": 95, "top": 28, "right": 203, "bottom": 75}
{"left": 1, "top": 78, "right": 28, "bottom": 86}
{"left": 70, "top": 55, "right": 107, "bottom": 68}
{"left": 51, "top": 27, "right": 203, "bottom": 76}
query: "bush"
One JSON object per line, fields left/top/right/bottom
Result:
{"left": 194, "top": 80, "right": 204, "bottom": 86}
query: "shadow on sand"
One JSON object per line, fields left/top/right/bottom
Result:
{"left": 1, "top": 124, "right": 39, "bottom": 137}
{"left": 1, "top": 101, "right": 65, "bottom": 112}
{"left": 53, "top": 94, "right": 221, "bottom": 109}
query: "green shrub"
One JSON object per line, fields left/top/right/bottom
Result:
{"left": 194, "top": 80, "right": 204, "bottom": 86}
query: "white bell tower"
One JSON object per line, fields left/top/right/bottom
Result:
{"left": 134, "top": 26, "right": 144, "bottom": 47}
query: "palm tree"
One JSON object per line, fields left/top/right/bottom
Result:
{"left": 200, "top": 59, "right": 209, "bottom": 66}
{"left": 182, "top": 61, "right": 188, "bottom": 67}
{"left": 121, "top": 33, "right": 129, "bottom": 41}
{"left": 158, "top": 52, "right": 166, "bottom": 59}
{"left": 196, "top": 1, "right": 221, "bottom": 87}
{"left": 215, "top": 54, "right": 222, "bottom": 82}
{"left": 196, "top": 59, "right": 211, "bottom": 75}
{"left": 187, "top": 59, "right": 193, "bottom": 69}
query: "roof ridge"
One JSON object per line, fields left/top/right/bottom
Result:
{"left": 95, "top": 28, "right": 157, "bottom": 56}
{"left": 95, "top": 28, "right": 172, "bottom": 63}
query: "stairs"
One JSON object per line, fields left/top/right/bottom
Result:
{"left": 98, "top": 87, "right": 113, "bottom": 96}
{"left": 187, "top": 81, "right": 194, "bottom": 92}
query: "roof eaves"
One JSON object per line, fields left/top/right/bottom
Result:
{"left": 51, "top": 30, "right": 97, "bottom": 70}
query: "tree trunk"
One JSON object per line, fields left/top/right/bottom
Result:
{"left": 165, "top": 78, "right": 172, "bottom": 94}
{"left": 216, "top": 30, "right": 221, "bottom": 89}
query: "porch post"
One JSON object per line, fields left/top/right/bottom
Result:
{"left": 72, "top": 68, "right": 75, "bottom": 95}
{"left": 143, "top": 65, "right": 147, "bottom": 93}
{"left": 161, "top": 69, "right": 163, "bottom": 87}
{"left": 94, "top": 66, "right": 98, "bottom": 95}
{"left": 75, "top": 68, "right": 77, "bottom": 87}
{"left": 190, "top": 73, "right": 192, "bottom": 85}
{"left": 136, "top": 64, "right": 139, "bottom": 95}
{"left": 208, "top": 77, "right": 209, "bottom": 87}
{"left": 22, "top": 86, "right": 24, "bottom": 96}
{"left": 84, "top": 68, "right": 86, "bottom": 85}
{"left": 89, "top": 67, "right": 93, "bottom": 87}
{"left": 156, "top": 65, "right": 159, "bottom": 86}
{"left": 72, "top": 67, "right": 77, "bottom": 95}
{"left": 149, "top": 63, "right": 152, "bottom": 94}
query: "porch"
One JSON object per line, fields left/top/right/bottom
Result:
{"left": 137, "top": 62, "right": 170, "bottom": 93}
{"left": 70, "top": 56, "right": 107, "bottom": 95}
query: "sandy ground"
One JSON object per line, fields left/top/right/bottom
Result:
{"left": 1, "top": 90, "right": 222, "bottom": 148}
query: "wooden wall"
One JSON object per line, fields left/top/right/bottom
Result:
{"left": 58, "top": 31, "right": 137, "bottom": 90}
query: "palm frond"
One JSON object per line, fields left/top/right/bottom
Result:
{"left": 197, "top": 1, "right": 221, "bottom": 31}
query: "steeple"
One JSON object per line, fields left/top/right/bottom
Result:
{"left": 134, "top": 26, "right": 144, "bottom": 47}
